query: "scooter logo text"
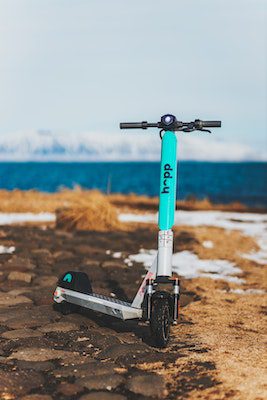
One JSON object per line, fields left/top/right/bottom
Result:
{"left": 161, "top": 164, "right": 173, "bottom": 194}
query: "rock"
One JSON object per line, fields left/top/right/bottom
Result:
{"left": 4, "top": 256, "right": 36, "bottom": 271}
{"left": 97, "top": 343, "right": 146, "bottom": 361}
{"left": 27, "top": 288, "right": 54, "bottom": 306}
{"left": 0, "top": 314, "right": 10, "bottom": 323}
{"left": 1, "top": 328, "right": 43, "bottom": 339}
{"left": 53, "top": 361, "right": 99, "bottom": 378}
{"left": 21, "top": 395, "right": 52, "bottom": 400}
{"left": 126, "top": 373, "right": 168, "bottom": 398}
{"left": 0, "top": 306, "right": 32, "bottom": 321}
{"left": 58, "top": 353, "right": 94, "bottom": 366}
{"left": 8, "top": 271, "right": 34, "bottom": 283}
{"left": 32, "top": 248, "right": 52, "bottom": 256}
{"left": 55, "top": 230, "right": 73, "bottom": 238}
{"left": 83, "top": 259, "right": 101, "bottom": 268}
{"left": 74, "top": 245, "right": 100, "bottom": 255}
{"left": 34, "top": 275, "right": 58, "bottom": 287}
{"left": 5, "top": 316, "right": 50, "bottom": 329}
{"left": 53, "top": 250, "right": 74, "bottom": 261}
{"left": 54, "top": 361, "right": 118, "bottom": 379}
{"left": 90, "top": 363, "right": 118, "bottom": 377}
{"left": 78, "top": 373, "right": 124, "bottom": 391}
{"left": 0, "top": 304, "right": 57, "bottom": 328}
{"left": 39, "top": 321, "right": 78, "bottom": 333}
{"left": 7, "top": 288, "right": 32, "bottom": 296}
{"left": 0, "top": 370, "right": 44, "bottom": 397}
{"left": 33, "top": 304, "right": 59, "bottom": 319}
{"left": 8, "top": 347, "right": 79, "bottom": 362}
{"left": 16, "top": 360, "right": 54, "bottom": 371}
{"left": 101, "top": 261, "right": 126, "bottom": 269}
{"left": 57, "top": 382, "right": 83, "bottom": 397}
{"left": 0, "top": 292, "right": 32, "bottom": 307}
{"left": 79, "top": 392, "right": 127, "bottom": 400}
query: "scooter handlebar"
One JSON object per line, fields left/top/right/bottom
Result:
{"left": 200, "top": 121, "right": 221, "bottom": 128}
{"left": 120, "top": 116, "right": 222, "bottom": 132}
{"left": 120, "top": 122, "right": 144, "bottom": 129}
{"left": 120, "top": 122, "right": 159, "bottom": 129}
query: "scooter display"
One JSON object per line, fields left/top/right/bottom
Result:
{"left": 53, "top": 114, "right": 221, "bottom": 347}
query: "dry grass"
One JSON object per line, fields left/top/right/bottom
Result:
{"left": 109, "top": 193, "right": 252, "bottom": 213}
{"left": 55, "top": 191, "right": 124, "bottom": 232}
{"left": 0, "top": 189, "right": 263, "bottom": 214}
{"left": 0, "top": 188, "right": 97, "bottom": 213}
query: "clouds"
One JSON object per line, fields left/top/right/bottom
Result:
{"left": 0, "top": 0, "right": 266, "bottom": 159}
{"left": 0, "top": 130, "right": 265, "bottom": 161}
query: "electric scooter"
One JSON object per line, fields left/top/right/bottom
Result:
{"left": 53, "top": 114, "right": 221, "bottom": 347}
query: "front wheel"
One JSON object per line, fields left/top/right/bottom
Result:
{"left": 150, "top": 297, "right": 171, "bottom": 348}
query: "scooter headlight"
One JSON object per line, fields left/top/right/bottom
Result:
{"left": 161, "top": 114, "right": 177, "bottom": 129}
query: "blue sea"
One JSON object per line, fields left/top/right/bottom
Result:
{"left": 0, "top": 162, "right": 266, "bottom": 208}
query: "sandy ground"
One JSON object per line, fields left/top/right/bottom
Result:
{"left": 0, "top": 210, "right": 266, "bottom": 399}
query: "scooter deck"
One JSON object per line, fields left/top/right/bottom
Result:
{"left": 55, "top": 286, "right": 142, "bottom": 320}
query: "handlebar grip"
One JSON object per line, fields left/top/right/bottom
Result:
{"left": 120, "top": 122, "right": 146, "bottom": 129}
{"left": 202, "top": 121, "right": 221, "bottom": 128}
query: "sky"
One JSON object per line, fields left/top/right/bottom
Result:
{"left": 0, "top": 0, "right": 266, "bottom": 160}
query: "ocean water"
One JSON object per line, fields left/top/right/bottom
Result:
{"left": 0, "top": 161, "right": 266, "bottom": 207}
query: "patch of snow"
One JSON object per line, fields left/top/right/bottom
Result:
{"left": 242, "top": 237, "right": 267, "bottom": 265}
{"left": 129, "top": 249, "right": 157, "bottom": 269}
{"left": 225, "top": 288, "right": 266, "bottom": 295}
{"left": 0, "top": 213, "right": 55, "bottom": 225}
{"left": 106, "top": 250, "right": 111, "bottom": 255}
{"left": 124, "top": 258, "right": 133, "bottom": 267}
{"left": 112, "top": 252, "right": 122, "bottom": 259}
{"left": 202, "top": 240, "right": 214, "bottom": 249}
{"left": 129, "top": 249, "right": 244, "bottom": 283}
{"left": 0, "top": 245, "right": 15, "bottom": 254}
{"left": 77, "top": 337, "right": 90, "bottom": 342}
{"left": 119, "top": 213, "right": 156, "bottom": 224}
{"left": 120, "top": 210, "right": 267, "bottom": 265}
{"left": 120, "top": 210, "right": 266, "bottom": 237}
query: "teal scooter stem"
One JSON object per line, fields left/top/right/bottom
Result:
{"left": 157, "top": 130, "right": 177, "bottom": 277}
{"left": 159, "top": 130, "right": 177, "bottom": 231}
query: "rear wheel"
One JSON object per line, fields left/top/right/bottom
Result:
{"left": 150, "top": 297, "right": 171, "bottom": 348}
{"left": 53, "top": 301, "right": 79, "bottom": 315}
{"left": 53, "top": 270, "right": 92, "bottom": 315}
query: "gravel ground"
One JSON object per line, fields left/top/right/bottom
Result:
{"left": 0, "top": 224, "right": 266, "bottom": 400}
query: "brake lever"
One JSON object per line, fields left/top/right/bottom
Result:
{"left": 182, "top": 127, "right": 211, "bottom": 133}
{"left": 181, "top": 128, "right": 195, "bottom": 133}
{"left": 199, "top": 128, "right": 211, "bottom": 133}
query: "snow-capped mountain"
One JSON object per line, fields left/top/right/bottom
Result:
{"left": 0, "top": 130, "right": 264, "bottom": 161}
{"left": 0, "top": 130, "right": 160, "bottom": 161}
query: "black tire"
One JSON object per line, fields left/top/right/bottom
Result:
{"left": 53, "top": 301, "right": 79, "bottom": 315}
{"left": 150, "top": 297, "right": 171, "bottom": 348}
